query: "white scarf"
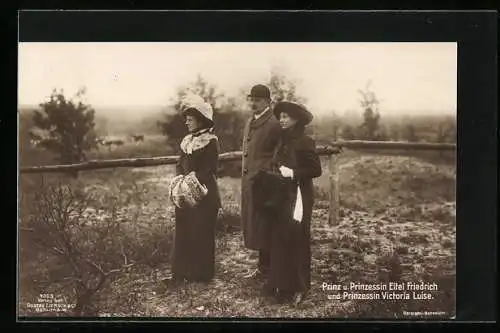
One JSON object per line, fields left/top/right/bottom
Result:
{"left": 293, "top": 185, "right": 304, "bottom": 223}
{"left": 179, "top": 128, "right": 217, "bottom": 155}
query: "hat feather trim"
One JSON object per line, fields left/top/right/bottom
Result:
{"left": 180, "top": 91, "right": 214, "bottom": 122}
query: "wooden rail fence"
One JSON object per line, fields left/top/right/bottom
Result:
{"left": 19, "top": 140, "right": 456, "bottom": 225}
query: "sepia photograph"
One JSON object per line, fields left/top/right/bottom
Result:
{"left": 18, "top": 42, "right": 457, "bottom": 319}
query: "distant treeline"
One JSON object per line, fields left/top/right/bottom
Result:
{"left": 18, "top": 73, "right": 456, "bottom": 175}
{"left": 19, "top": 105, "right": 457, "bottom": 149}
{"left": 311, "top": 112, "right": 456, "bottom": 144}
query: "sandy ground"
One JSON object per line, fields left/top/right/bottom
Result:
{"left": 19, "top": 152, "right": 456, "bottom": 319}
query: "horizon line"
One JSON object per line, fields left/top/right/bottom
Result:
{"left": 18, "top": 103, "right": 456, "bottom": 117}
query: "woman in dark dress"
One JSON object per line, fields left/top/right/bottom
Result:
{"left": 266, "top": 101, "right": 322, "bottom": 304}
{"left": 168, "top": 96, "right": 221, "bottom": 284}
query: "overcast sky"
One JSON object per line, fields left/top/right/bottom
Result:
{"left": 18, "top": 42, "right": 457, "bottom": 115}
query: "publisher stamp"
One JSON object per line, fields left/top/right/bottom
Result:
{"left": 402, "top": 310, "right": 447, "bottom": 317}
{"left": 25, "top": 293, "right": 75, "bottom": 314}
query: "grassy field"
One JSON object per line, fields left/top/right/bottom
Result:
{"left": 18, "top": 137, "right": 456, "bottom": 319}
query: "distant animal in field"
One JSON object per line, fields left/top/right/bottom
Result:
{"left": 95, "top": 138, "right": 106, "bottom": 146}
{"left": 29, "top": 139, "right": 43, "bottom": 149}
{"left": 27, "top": 130, "right": 46, "bottom": 149}
{"left": 130, "top": 134, "right": 144, "bottom": 143}
{"left": 95, "top": 137, "right": 125, "bottom": 151}
{"left": 94, "top": 138, "right": 106, "bottom": 149}
{"left": 130, "top": 134, "right": 145, "bottom": 143}
{"left": 112, "top": 139, "right": 125, "bottom": 146}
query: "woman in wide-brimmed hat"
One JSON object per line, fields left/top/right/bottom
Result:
{"left": 262, "top": 100, "right": 322, "bottom": 304}
{"left": 167, "top": 93, "right": 221, "bottom": 284}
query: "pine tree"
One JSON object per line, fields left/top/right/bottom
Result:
{"left": 32, "top": 87, "right": 97, "bottom": 174}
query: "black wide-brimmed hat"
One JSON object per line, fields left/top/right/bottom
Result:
{"left": 273, "top": 101, "right": 313, "bottom": 125}
{"left": 247, "top": 84, "right": 271, "bottom": 99}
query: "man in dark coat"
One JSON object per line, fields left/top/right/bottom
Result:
{"left": 241, "top": 84, "right": 282, "bottom": 281}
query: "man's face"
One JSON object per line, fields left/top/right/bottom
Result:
{"left": 247, "top": 97, "right": 269, "bottom": 115}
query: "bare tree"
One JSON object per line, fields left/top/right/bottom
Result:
{"left": 268, "top": 67, "right": 307, "bottom": 106}
{"left": 358, "top": 80, "right": 382, "bottom": 141}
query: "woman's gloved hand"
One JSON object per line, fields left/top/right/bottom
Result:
{"left": 279, "top": 165, "right": 294, "bottom": 179}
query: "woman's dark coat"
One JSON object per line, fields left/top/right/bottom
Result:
{"left": 171, "top": 130, "right": 221, "bottom": 282}
{"left": 255, "top": 125, "right": 322, "bottom": 293}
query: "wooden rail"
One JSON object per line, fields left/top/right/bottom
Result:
{"left": 19, "top": 140, "right": 456, "bottom": 226}
{"left": 19, "top": 145, "right": 341, "bottom": 174}
{"left": 329, "top": 140, "right": 456, "bottom": 151}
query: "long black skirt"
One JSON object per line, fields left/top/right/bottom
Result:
{"left": 267, "top": 214, "right": 312, "bottom": 293}
{"left": 171, "top": 204, "right": 219, "bottom": 282}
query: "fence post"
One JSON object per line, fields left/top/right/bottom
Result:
{"left": 328, "top": 153, "right": 340, "bottom": 225}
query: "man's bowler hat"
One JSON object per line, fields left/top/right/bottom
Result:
{"left": 248, "top": 84, "right": 271, "bottom": 99}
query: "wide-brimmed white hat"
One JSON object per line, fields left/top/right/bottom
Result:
{"left": 180, "top": 92, "right": 214, "bottom": 124}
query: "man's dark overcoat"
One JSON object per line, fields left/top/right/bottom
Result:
{"left": 241, "top": 109, "right": 281, "bottom": 251}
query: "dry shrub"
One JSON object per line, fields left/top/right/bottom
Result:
{"left": 19, "top": 174, "right": 174, "bottom": 316}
